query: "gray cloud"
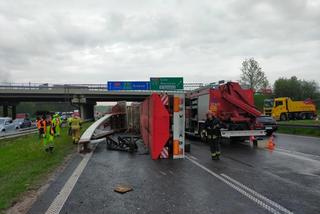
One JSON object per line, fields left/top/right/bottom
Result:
{"left": 0, "top": 0, "right": 319, "bottom": 84}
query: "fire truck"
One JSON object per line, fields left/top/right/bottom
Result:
{"left": 185, "top": 81, "right": 265, "bottom": 144}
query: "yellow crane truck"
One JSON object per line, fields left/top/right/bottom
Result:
{"left": 264, "top": 97, "right": 317, "bottom": 121}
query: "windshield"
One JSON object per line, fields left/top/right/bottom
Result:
{"left": 0, "top": 119, "right": 5, "bottom": 124}
{"left": 264, "top": 99, "right": 274, "bottom": 108}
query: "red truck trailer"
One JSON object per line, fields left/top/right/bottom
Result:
{"left": 185, "top": 81, "right": 265, "bottom": 144}
{"left": 140, "top": 93, "right": 185, "bottom": 160}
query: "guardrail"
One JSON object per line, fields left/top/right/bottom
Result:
{"left": 78, "top": 113, "right": 126, "bottom": 153}
{"left": 0, "top": 128, "right": 38, "bottom": 140}
{"left": 278, "top": 124, "right": 320, "bottom": 129}
{"left": 0, "top": 82, "right": 206, "bottom": 92}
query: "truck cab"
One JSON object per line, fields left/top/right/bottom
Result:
{"left": 271, "top": 97, "right": 316, "bottom": 121}
{"left": 272, "top": 98, "right": 288, "bottom": 120}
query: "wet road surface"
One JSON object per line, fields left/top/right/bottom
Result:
{"left": 29, "top": 134, "right": 320, "bottom": 214}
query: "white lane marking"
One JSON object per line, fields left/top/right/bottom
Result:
{"left": 159, "top": 170, "right": 167, "bottom": 176}
{"left": 276, "top": 148, "right": 320, "bottom": 160}
{"left": 220, "top": 174, "right": 293, "bottom": 214}
{"left": 188, "top": 154, "right": 198, "bottom": 160}
{"left": 272, "top": 149, "right": 320, "bottom": 164}
{"left": 186, "top": 155, "right": 293, "bottom": 214}
{"left": 45, "top": 152, "right": 93, "bottom": 214}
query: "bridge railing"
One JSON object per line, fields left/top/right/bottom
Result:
{"left": 0, "top": 82, "right": 206, "bottom": 92}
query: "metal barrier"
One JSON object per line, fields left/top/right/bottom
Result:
{"left": 0, "top": 82, "right": 205, "bottom": 91}
{"left": 78, "top": 113, "right": 126, "bottom": 153}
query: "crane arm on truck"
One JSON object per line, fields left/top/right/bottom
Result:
{"left": 220, "top": 83, "right": 261, "bottom": 118}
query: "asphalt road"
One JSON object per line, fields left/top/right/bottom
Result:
{"left": 29, "top": 134, "right": 320, "bottom": 214}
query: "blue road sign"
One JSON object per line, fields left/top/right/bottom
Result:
{"left": 107, "top": 81, "right": 150, "bottom": 91}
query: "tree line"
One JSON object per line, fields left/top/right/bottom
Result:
{"left": 240, "top": 58, "right": 320, "bottom": 101}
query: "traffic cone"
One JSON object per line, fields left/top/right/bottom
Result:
{"left": 266, "top": 135, "right": 275, "bottom": 150}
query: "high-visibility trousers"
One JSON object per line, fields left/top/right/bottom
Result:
{"left": 71, "top": 127, "right": 80, "bottom": 143}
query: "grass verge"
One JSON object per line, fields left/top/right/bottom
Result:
{"left": 277, "top": 119, "right": 320, "bottom": 125}
{"left": 277, "top": 126, "right": 320, "bottom": 138}
{"left": 0, "top": 122, "right": 92, "bottom": 212}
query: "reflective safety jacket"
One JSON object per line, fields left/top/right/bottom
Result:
{"left": 46, "top": 120, "right": 55, "bottom": 136}
{"left": 39, "top": 119, "right": 46, "bottom": 131}
{"left": 70, "top": 117, "right": 81, "bottom": 129}
{"left": 204, "top": 117, "right": 221, "bottom": 137}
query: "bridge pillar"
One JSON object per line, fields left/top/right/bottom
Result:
{"left": 11, "top": 105, "right": 17, "bottom": 119}
{"left": 3, "top": 105, "right": 8, "bottom": 117}
{"left": 80, "top": 103, "right": 95, "bottom": 120}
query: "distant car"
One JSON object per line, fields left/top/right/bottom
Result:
{"left": 0, "top": 117, "right": 19, "bottom": 132}
{"left": 13, "top": 118, "right": 32, "bottom": 128}
{"left": 61, "top": 112, "right": 72, "bottom": 122}
{"left": 256, "top": 116, "right": 278, "bottom": 136}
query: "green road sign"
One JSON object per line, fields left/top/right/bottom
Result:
{"left": 150, "top": 77, "right": 184, "bottom": 90}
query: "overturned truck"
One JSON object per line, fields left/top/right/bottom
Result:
{"left": 140, "top": 93, "right": 185, "bottom": 160}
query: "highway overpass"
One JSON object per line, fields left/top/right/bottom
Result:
{"left": 0, "top": 83, "right": 202, "bottom": 119}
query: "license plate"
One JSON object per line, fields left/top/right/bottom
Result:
{"left": 266, "top": 127, "right": 273, "bottom": 130}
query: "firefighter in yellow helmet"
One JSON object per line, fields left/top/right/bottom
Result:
{"left": 52, "top": 114, "right": 61, "bottom": 136}
{"left": 70, "top": 113, "right": 82, "bottom": 144}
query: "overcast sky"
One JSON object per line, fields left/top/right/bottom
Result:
{"left": 0, "top": 0, "right": 319, "bottom": 85}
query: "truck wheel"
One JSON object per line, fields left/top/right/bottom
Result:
{"left": 200, "top": 129, "right": 207, "bottom": 143}
{"left": 280, "top": 113, "right": 287, "bottom": 121}
{"left": 185, "top": 143, "right": 191, "bottom": 153}
{"left": 266, "top": 131, "right": 273, "bottom": 136}
{"left": 300, "top": 113, "right": 306, "bottom": 120}
{"left": 305, "top": 113, "right": 313, "bottom": 120}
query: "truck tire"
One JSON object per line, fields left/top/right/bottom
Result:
{"left": 305, "top": 113, "right": 313, "bottom": 120}
{"left": 300, "top": 113, "right": 306, "bottom": 120}
{"left": 266, "top": 130, "right": 273, "bottom": 136}
{"left": 185, "top": 143, "right": 191, "bottom": 153}
{"left": 280, "top": 113, "right": 287, "bottom": 121}
{"left": 253, "top": 139, "right": 258, "bottom": 147}
{"left": 200, "top": 129, "right": 207, "bottom": 143}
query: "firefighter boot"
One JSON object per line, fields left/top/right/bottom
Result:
{"left": 49, "top": 146, "right": 54, "bottom": 153}
{"left": 211, "top": 153, "right": 217, "bottom": 160}
{"left": 216, "top": 151, "right": 221, "bottom": 160}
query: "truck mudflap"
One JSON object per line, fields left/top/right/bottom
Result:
{"left": 220, "top": 129, "right": 266, "bottom": 138}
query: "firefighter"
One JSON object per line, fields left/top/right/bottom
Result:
{"left": 44, "top": 116, "right": 55, "bottom": 153}
{"left": 70, "top": 114, "right": 81, "bottom": 144}
{"left": 39, "top": 116, "right": 46, "bottom": 143}
{"left": 204, "top": 111, "right": 221, "bottom": 160}
{"left": 52, "top": 114, "right": 61, "bottom": 136}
